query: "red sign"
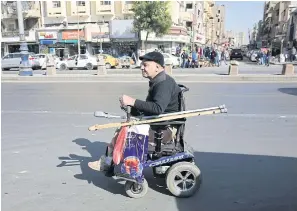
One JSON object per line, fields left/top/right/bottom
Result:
{"left": 62, "top": 30, "right": 85, "bottom": 40}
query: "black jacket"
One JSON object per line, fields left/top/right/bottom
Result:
{"left": 131, "top": 71, "right": 181, "bottom": 116}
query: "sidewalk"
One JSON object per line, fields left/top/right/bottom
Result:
{"left": 2, "top": 73, "right": 297, "bottom": 82}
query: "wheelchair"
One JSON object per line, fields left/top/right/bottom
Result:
{"left": 99, "top": 84, "right": 201, "bottom": 199}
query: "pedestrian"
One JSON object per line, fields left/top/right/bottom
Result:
{"left": 266, "top": 50, "right": 271, "bottom": 66}
{"left": 221, "top": 49, "right": 227, "bottom": 65}
{"left": 181, "top": 50, "right": 186, "bottom": 68}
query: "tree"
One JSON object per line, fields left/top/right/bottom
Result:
{"left": 132, "top": 1, "right": 172, "bottom": 52}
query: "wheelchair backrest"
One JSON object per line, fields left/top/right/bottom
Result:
{"left": 178, "top": 84, "right": 189, "bottom": 112}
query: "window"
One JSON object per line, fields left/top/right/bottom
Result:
{"left": 12, "top": 53, "right": 21, "bottom": 58}
{"left": 197, "top": 9, "right": 200, "bottom": 16}
{"left": 77, "top": 1, "right": 85, "bottom": 6}
{"left": 52, "top": 1, "right": 61, "bottom": 8}
{"left": 100, "top": 1, "right": 111, "bottom": 5}
{"left": 186, "top": 3, "right": 192, "bottom": 9}
{"left": 218, "top": 10, "right": 220, "bottom": 14}
{"left": 7, "top": 23, "right": 15, "bottom": 31}
{"left": 218, "top": 19, "right": 220, "bottom": 23}
{"left": 79, "top": 55, "right": 88, "bottom": 59}
{"left": 3, "top": 54, "right": 13, "bottom": 59}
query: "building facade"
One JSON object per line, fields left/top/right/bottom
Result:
{"left": 261, "top": 1, "right": 297, "bottom": 53}
{"left": 1, "top": 1, "right": 41, "bottom": 56}
{"left": 1, "top": 1, "right": 224, "bottom": 57}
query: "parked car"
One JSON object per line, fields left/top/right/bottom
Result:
{"left": 1, "top": 52, "right": 40, "bottom": 70}
{"left": 100, "top": 54, "right": 119, "bottom": 69}
{"left": 162, "top": 53, "right": 180, "bottom": 68}
{"left": 36, "top": 54, "right": 47, "bottom": 69}
{"left": 117, "top": 56, "right": 134, "bottom": 68}
{"left": 230, "top": 49, "right": 243, "bottom": 60}
{"left": 58, "top": 54, "right": 98, "bottom": 70}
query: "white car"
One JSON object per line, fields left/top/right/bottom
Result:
{"left": 36, "top": 54, "right": 47, "bottom": 69}
{"left": 58, "top": 54, "right": 98, "bottom": 70}
{"left": 162, "top": 53, "right": 180, "bottom": 68}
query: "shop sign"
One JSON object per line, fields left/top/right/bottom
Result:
{"left": 91, "top": 32, "right": 109, "bottom": 40}
{"left": 62, "top": 30, "right": 85, "bottom": 40}
{"left": 141, "top": 32, "right": 190, "bottom": 43}
{"left": 38, "top": 31, "right": 57, "bottom": 40}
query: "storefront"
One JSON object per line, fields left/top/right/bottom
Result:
{"left": 56, "top": 29, "right": 86, "bottom": 57}
{"left": 140, "top": 26, "right": 191, "bottom": 54}
{"left": 109, "top": 20, "right": 139, "bottom": 58}
{"left": 84, "top": 24, "right": 111, "bottom": 55}
{"left": 2, "top": 30, "right": 39, "bottom": 55}
{"left": 140, "top": 31, "right": 191, "bottom": 54}
{"left": 37, "top": 31, "right": 58, "bottom": 54}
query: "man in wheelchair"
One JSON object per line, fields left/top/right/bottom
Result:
{"left": 88, "top": 51, "right": 182, "bottom": 174}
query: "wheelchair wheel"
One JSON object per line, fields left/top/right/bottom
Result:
{"left": 166, "top": 162, "right": 202, "bottom": 198}
{"left": 124, "top": 179, "right": 148, "bottom": 198}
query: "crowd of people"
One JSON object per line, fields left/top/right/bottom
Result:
{"left": 179, "top": 47, "right": 230, "bottom": 68}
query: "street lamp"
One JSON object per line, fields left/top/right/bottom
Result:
{"left": 16, "top": 1, "right": 33, "bottom": 76}
{"left": 77, "top": 5, "right": 80, "bottom": 57}
{"left": 97, "top": 16, "right": 105, "bottom": 54}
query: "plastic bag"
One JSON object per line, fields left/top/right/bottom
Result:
{"left": 112, "top": 126, "right": 128, "bottom": 165}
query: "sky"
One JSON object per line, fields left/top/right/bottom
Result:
{"left": 215, "top": 1, "right": 265, "bottom": 44}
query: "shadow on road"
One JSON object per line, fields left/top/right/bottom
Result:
{"left": 175, "top": 151, "right": 297, "bottom": 211}
{"left": 278, "top": 88, "right": 297, "bottom": 96}
{"left": 56, "top": 138, "right": 297, "bottom": 208}
{"left": 56, "top": 138, "right": 126, "bottom": 196}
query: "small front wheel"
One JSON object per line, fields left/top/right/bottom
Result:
{"left": 124, "top": 179, "right": 148, "bottom": 198}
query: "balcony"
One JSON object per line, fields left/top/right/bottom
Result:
{"left": 70, "top": 1, "right": 90, "bottom": 16}
{"left": 122, "top": 2, "right": 133, "bottom": 14}
{"left": 22, "top": 1, "right": 40, "bottom": 18}
{"left": 47, "top": 1, "right": 67, "bottom": 17}
{"left": 2, "top": 31, "right": 30, "bottom": 37}
{"left": 1, "top": 1, "right": 40, "bottom": 19}
{"left": 96, "top": 1, "right": 114, "bottom": 15}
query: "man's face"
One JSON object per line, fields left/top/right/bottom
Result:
{"left": 140, "top": 60, "right": 160, "bottom": 79}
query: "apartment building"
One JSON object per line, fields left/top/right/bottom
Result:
{"left": 203, "top": 1, "right": 215, "bottom": 46}
{"left": 40, "top": 0, "right": 200, "bottom": 56}
{"left": 211, "top": 4, "right": 225, "bottom": 46}
{"left": 1, "top": 1, "right": 42, "bottom": 56}
{"left": 287, "top": 8, "right": 297, "bottom": 48}
{"left": 1, "top": 0, "right": 211, "bottom": 57}
{"left": 261, "top": 1, "right": 297, "bottom": 52}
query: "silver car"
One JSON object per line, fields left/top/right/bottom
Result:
{"left": 1, "top": 52, "right": 40, "bottom": 70}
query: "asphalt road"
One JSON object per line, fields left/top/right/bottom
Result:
{"left": 2, "top": 82, "right": 297, "bottom": 211}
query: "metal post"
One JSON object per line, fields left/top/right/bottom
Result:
{"left": 99, "top": 24, "right": 102, "bottom": 54}
{"left": 17, "top": 1, "right": 33, "bottom": 76}
{"left": 77, "top": 5, "right": 80, "bottom": 56}
{"left": 192, "top": 3, "right": 197, "bottom": 51}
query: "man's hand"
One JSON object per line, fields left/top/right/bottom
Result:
{"left": 119, "top": 95, "right": 136, "bottom": 107}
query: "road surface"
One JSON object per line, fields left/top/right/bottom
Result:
{"left": 2, "top": 82, "right": 297, "bottom": 211}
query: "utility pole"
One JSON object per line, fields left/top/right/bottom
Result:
{"left": 192, "top": 3, "right": 197, "bottom": 51}
{"left": 17, "top": 1, "right": 33, "bottom": 76}
{"left": 77, "top": 5, "right": 80, "bottom": 57}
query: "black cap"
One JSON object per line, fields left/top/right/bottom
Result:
{"left": 139, "top": 51, "right": 165, "bottom": 67}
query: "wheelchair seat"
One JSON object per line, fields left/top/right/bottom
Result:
{"left": 147, "top": 84, "right": 189, "bottom": 158}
